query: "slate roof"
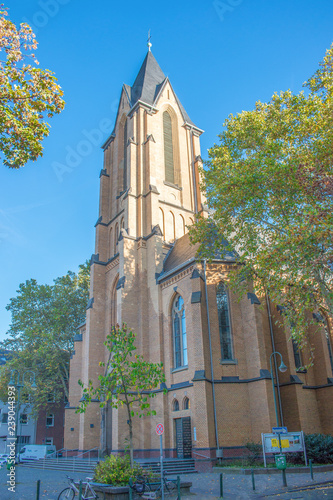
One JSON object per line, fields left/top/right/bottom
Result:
{"left": 163, "top": 233, "right": 200, "bottom": 273}
{"left": 162, "top": 230, "right": 236, "bottom": 275}
{"left": 130, "top": 51, "right": 166, "bottom": 106}
{"left": 127, "top": 51, "right": 196, "bottom": 127}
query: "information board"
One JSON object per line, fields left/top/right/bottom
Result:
{"left": 261, "top": 430, "right": 307, "bottom": 467}
{"left": 264, "top": 432, "right": 303, "bottom": 453}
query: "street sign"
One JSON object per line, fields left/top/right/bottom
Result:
{"left": 272, "top": 427, "right": 288, "bottom": 434}
{"left": 156, "top": 423, "right": 164, "bottom": 435}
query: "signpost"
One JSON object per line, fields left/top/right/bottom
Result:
{"left": 156, "top": 424, "right": 164, "bottom": 500}
{"left": 272, "top": 427, "right": 288, "bottom": 434}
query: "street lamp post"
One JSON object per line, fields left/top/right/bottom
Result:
{"left": 269, "top": 352, "right": 287, "bottom": 427}
{"left": 8, "top": 370, "right": 36, "bottom": 456}
{"left": 269, "top": 351, "right": 288, "bottom": 487}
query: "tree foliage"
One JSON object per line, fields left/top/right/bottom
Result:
{"left": 0, "top": 261, "right": 90, "bottom": 414}
{"left": 191, "top": 45, "right": 333, "bottom": 345}
{"left": 0, "top": 5, "right": 65, "bottom": 167}
{"left": 77, "top": 324, "right": 166, "bottom": 467}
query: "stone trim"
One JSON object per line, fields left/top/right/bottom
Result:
{"left": 106, "top": 256, "right": 120, "bottom": 272}
{"left": 86, "top": 298, "right": 94, "bottom": 310}
{"left": 160, "top": 264, "right": 195, "bottom": 289}
{"left": 192, "top": 369, "right": 272, "bottom": 384}
{"left": 302, "top": 382, "right": 333, "bottom": 390}
{"left": 163, "top": 180, "right": 183, "bottom": 191}
{"left": 171, "top": 365, "right": 189, "bottom": 374}
{"left": 247, "top": 292, "right": 261, "bottom": 305}
{"left": 99, "top": 169, "right": 109, "bottom": 178}
{"left": 159, "top": 199, "right": 194, "bottom": 213}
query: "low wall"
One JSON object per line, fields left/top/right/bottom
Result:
{"left": 93, "top": 481, "right": 192, "bottom": 500}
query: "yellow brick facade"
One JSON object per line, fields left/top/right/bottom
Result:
{"left": 64, "top": 51, "right": 333, "bottom": 461}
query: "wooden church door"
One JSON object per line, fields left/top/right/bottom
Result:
{"left": 175, "top": 417, "right": 192, "bottom": 458}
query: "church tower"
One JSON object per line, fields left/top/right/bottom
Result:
{"left": 64, "top": 50, "right": 206, "bottom": 453}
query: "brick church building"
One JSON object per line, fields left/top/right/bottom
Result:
{"left": 64, "top": 50, "right": 333, "bottom": 465}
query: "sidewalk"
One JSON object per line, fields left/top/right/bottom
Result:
{"left": 180, "top": 470, "right": 333, "bottom": 499}
{"left": 1, "top": 465, "right": 333, "bottom": 499}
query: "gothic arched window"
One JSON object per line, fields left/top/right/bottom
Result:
{"left": 324, "top": 317, "right": 333, "bottom": 376}
{"left": 172, "top": 295, "right": 188, "bottom": 368}
{"left": 292, "top": 338, "right": 302, "bottom": 370}
{"left": 216, "top": 282, "right": 233, "bottom": 361}
{"left": 183, "top": 397, "right": 190, "bottom": 410}
{"left": 114, "top": 223, "right": 119, "bottom": 255}
{"left": 123, "top": 119, "right": 128, "bottom": 190}
{"left": 163, "top": 111, "right": 174, "bottom": 184}
{"left": 173, "top": 399, "right": 179, "bottom": 411}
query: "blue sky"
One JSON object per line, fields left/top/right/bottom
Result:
{"left": 0, "top": 0, "right": 333, "bottom": 340}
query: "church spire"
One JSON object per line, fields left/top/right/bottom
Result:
{"left": 147, "top": 29, "right": 152, "bottom": 52}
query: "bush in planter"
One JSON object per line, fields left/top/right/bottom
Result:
{"left": 94, "top": 455, "right": 150, "bottom": 486}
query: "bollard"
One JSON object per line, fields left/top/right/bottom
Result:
{"left": 177, "top": 475, "right": 181, "bottom": 499}
{"left": 220, "top": 472, "right": 223, "bottom": 498}
{"left": 309, "top": 459, "right": 314, "bottom": 480}
{"left": 78, "top": 480, "right": 82, "bottom": 500}
{"left": 36, "top": 479, "right": 40, "bottom": 500}
{"left": 129, "top": 478, "right": 133, "bottom": 500}
{"left": 251, "top": 470, "right": 255, "bottom": 491}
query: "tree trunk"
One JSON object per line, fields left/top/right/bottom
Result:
{"left": 127, "top": 407, "right": 134, "bottom": 468}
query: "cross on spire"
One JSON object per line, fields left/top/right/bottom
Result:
{"left": 147, "top": 29, "right": 152, "bottom": 51}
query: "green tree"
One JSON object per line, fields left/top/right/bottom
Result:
{"left": 77, "top": 324, "right": 166, "bottom": 468}
{"left": 191, "top": 45, "right": 333, "bottom": 345}
{"left": 0, "top": 261, "right": 90, "bottom": 414}
{"left": 0, "top": 5, "right": 65, "bottom": 167}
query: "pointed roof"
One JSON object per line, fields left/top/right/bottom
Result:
{"left": 130, "top": 51, "right": 166, "bottom": 106}
{"left": 103, "top": 51, "right": 200, "bottom": 148}
{"left": 127, "top": 52, "right": 197, "bottom": 127}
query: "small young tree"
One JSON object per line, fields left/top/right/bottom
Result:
{"left": 77, "top": 324, "right": 166, "bottom": 468}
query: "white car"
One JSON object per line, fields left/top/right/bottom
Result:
{"left": 0, "top": 454, "right": 9, "bottom": 465}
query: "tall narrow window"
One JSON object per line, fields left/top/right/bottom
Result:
{"left": 292, "top": 338, "right": 302, "bottom": 370}
{"left": 109, "top": 227, "right": 113, "bottom": 259}
{"left": 216, "top": 282, "right": 233, "bottom": 361}
{"left": 172, "top": 295, "right": 188, "bottom": 368}
{"left": 123, "top": 120, "right": 127, "bottom": 190}
{"left": 163, "top": 111, "right": 174, "bottom": 184}
{"left": 324, "top": 318, "right": 333, "bottom": 376}
{"left": 114, "top": 223, "right": 119, "bottom": 255}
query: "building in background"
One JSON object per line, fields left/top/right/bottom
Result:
{"left": 0, "top": 350, "right": 65, "bottom": 453}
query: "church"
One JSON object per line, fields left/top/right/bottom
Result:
{"left": 64, "top": 48, "right": 333, "bottom": 468}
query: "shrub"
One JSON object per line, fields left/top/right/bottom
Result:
{"left": 93, "top": 455, "right": 149, "bottom": 486}
{"left": 304, "top": 434, "right": 333, "bottom": 464}
{"left": 287, "top": 434, "right": 333, "bottom": 465}
{"left": 245, "top": 442, "right": 262, "bottom": 466}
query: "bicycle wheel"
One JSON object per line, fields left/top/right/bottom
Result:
{"left": 57, "top": 487, "right": 75, "bottom": 500}
{"left": 164, "top": 480, "right": 177, "bottom": 497}
{"left": 132, "top": 480, "right": 152, "bottom": 498}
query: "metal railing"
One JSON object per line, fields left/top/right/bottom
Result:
{"left": 192, "top": 450, "right": 211, "bottom": 459}
{"left": 41, "top": 447, "right": 100, "bottom": 471}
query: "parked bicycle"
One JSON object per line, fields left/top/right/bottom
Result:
{"left": 129, "top": 472, "right": 180, "bottom": 499}
{"left": 57, "top": 475, "right": 106, "bottom": 499}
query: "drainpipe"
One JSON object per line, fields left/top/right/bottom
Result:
{"left": 265, "top": 292, "right": 284, "bottom": 426}
{"left": 203, "top": 259, "right": 220, "bottom": 451}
